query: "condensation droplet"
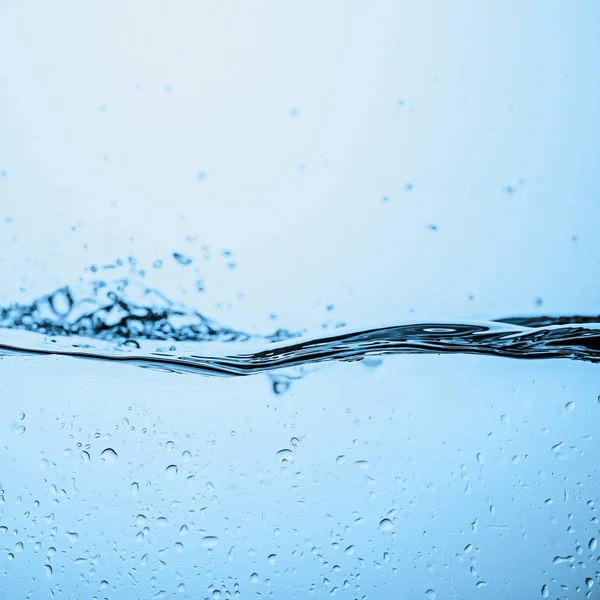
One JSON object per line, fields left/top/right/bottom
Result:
{"left": 425, "top": 590, "right": 437, "bottom": 599}
{"left": 166, "top": 465, "right": 178, "bottom": 479}
{"left": 100, "top": 448, "right": 118, "bottom": 464}
{"left": 541, "top": 584, "right": 549, "bottom": 598}
{"left": 379, "top": 518, "right": 394, "bottom": 531}
{"left": 201, "top": 536, "right": 218, "bottom": 549}
{"left": 565, "top": 401, "right": 575, "bottom": 412}
{"left": 267, "top": 553, "right": 277, "bottom": 565}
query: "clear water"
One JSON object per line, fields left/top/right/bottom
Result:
{"left": 2, "top": 2, "right": 600, "bottom": 599}
{"left": 1, "top": 281, "right": 599, "bottom": 599}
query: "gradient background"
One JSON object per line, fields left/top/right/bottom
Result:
{"left": 1, "top": 1, "right": 599, "bottom": 332}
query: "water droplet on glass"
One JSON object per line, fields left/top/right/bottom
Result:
{"left": 166, "top": 465, "right": 178, "bottom": 479}
{"left": 12, "top": 425, "right": 25, "bottom": 435}
{"left": 175, "top": 542, "right": 184, "bottom": 553}
{"left": 267, "top": 553, "right": 277, "bottom": 565}
{"left": 586, "top": 578, "right": 594, "bottom": 589}
{"left": 45, "top": 565, "right": 52, "bottom": 577}
{"left": 345, "top": 545, "right": 355, "bottom": 555}
{"left": 100, "top": 448, "right": 118, "bottom": 464}
{"left": 379, "top": 518, "right": 394, "bottom": 531}
{"left": 131, "top": 482, "right": 139, "bottom": 494}
{"left": 66, "top": 531, "right": 78, "bottom": 543}
{"left": 177, "top": 584, "right": 185, "bottom": 593}
{"left": 290, "top": 437, "right": 300, "bottom": 447}
{"left": 589, "top": 537, "right": 597, "bottom": 551}
{"left": 250, "top": 573, "right": 259, "bottom": 583}
{"left": 565, "top": 401, "right": 575, "bottom": 412}
{"left": 425, "top": 590, "right": 437, "bottom": 599}
{"left": 201, "top": 536, "right": 218, "bottom": 549}
{"left": 541, "top": 584, "right": 549, "bottom": 598}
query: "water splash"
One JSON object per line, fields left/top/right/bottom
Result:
{"left": 0, "top": 280, "right": 599, "bottom": 380}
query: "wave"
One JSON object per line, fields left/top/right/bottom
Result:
{"left": 1, "top": 280, "right": 599, "bottom": 381}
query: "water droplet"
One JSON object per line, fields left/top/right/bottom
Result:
{"left": 276, "top": 449, "right": 294, "bottom": 463}
{"left": 586, "top": 578, "right": 594, "bottom": 589}
{"left": 425, "top": 590, "right": 437, "bottom": 599}
{"left": 131, "top": 482, "right": 139, "bottom": 494}
{"left": 100, "top": 448, "right": 118, "bottom": 464}
{"left": 182, "top": 450, "right": 192, "bottom": 462}
{"left": 45, "top": 565, "right": 52, "bottom": 577}
{"left": 354, "top": 460, "right": 369, "bottom": 469}
{"left": 100, "top": 580, "right": 108, "bottom": 590}
{"left": 336, "top": 455, "right": 346, "bottom": 465}
{"left": 13, "top": 425, "right": 26, "bottom": 435}
{"left": 290, "top": 437, "right": 300, "bottom": 447}
{"left": 250, "top": 573, "right": 259, "bottom": 583}
{"left": 565, "top": 401, "right": 575, "bottom": 412}
{"left": 345, "top": 545, "right": 355, "bottom": 555}
{"left": 379, "top": 518, "right": 394, "bottom": 531}
{"left": 177, "top": 584, "right": 185, "bottom": 593}
{"left": 66, "top": 532, "right": 79, "bottom": 543}
{"left": 212, "top": 591, "right": 221, "bottom": 600}
{"left": 267, "top": 553, "right": 277, "bottom": 565}
{"left": 541, "top": 584, "right": 549, "bottom": 598}
{"left": 136, "top": 514, "right": 147, "bottom": 526}
{"left": 156, "top": 517, "right": 168, "bottom": 527}
{"left": 175, "top": 542, "right": 184, "bottom": 553}
{"left": 201, "top": 536, "right": 218, "bottom": 549}
{"left": 81, "top": 451, "right": 90, "bottom": 463}
{"left": 589, "top": 537, "right": 597, "bottom": 551}
{"left": 166, "top": 465, "right": 178, "bottom": 479}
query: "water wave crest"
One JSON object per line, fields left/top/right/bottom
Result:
{"left": 1, "top": 281, "right": 599, "bottom": 379}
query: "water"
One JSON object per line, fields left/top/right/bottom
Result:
{"left": 1, "top": 283, "right": 599, "bottom": 599}
{"left": 2, "top": 2, "right": 600, "bottom": 598}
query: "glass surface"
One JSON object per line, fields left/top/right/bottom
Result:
{"left": 1, "top": 2, "right": 599, "bottom": 599}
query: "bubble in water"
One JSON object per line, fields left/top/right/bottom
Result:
{"left": 565, "top": 401, "right": 575, "bottom": 412}
{"left": 166, "top": 465, "right": 178, "bottom": 479}
{"left": 425, "top": 590, "right": 437, "bottom": 599}
{"left": 201, "top": 536, "right": 218, "bottom": 549}
{"left": 541, "top": 584, "right": 549, "bottom": 598}
{"left": 379, "top": 518, "right": 394, "bottom": 531}
{"left": 100, "top": 448, "right": 118, "bottom": 464}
